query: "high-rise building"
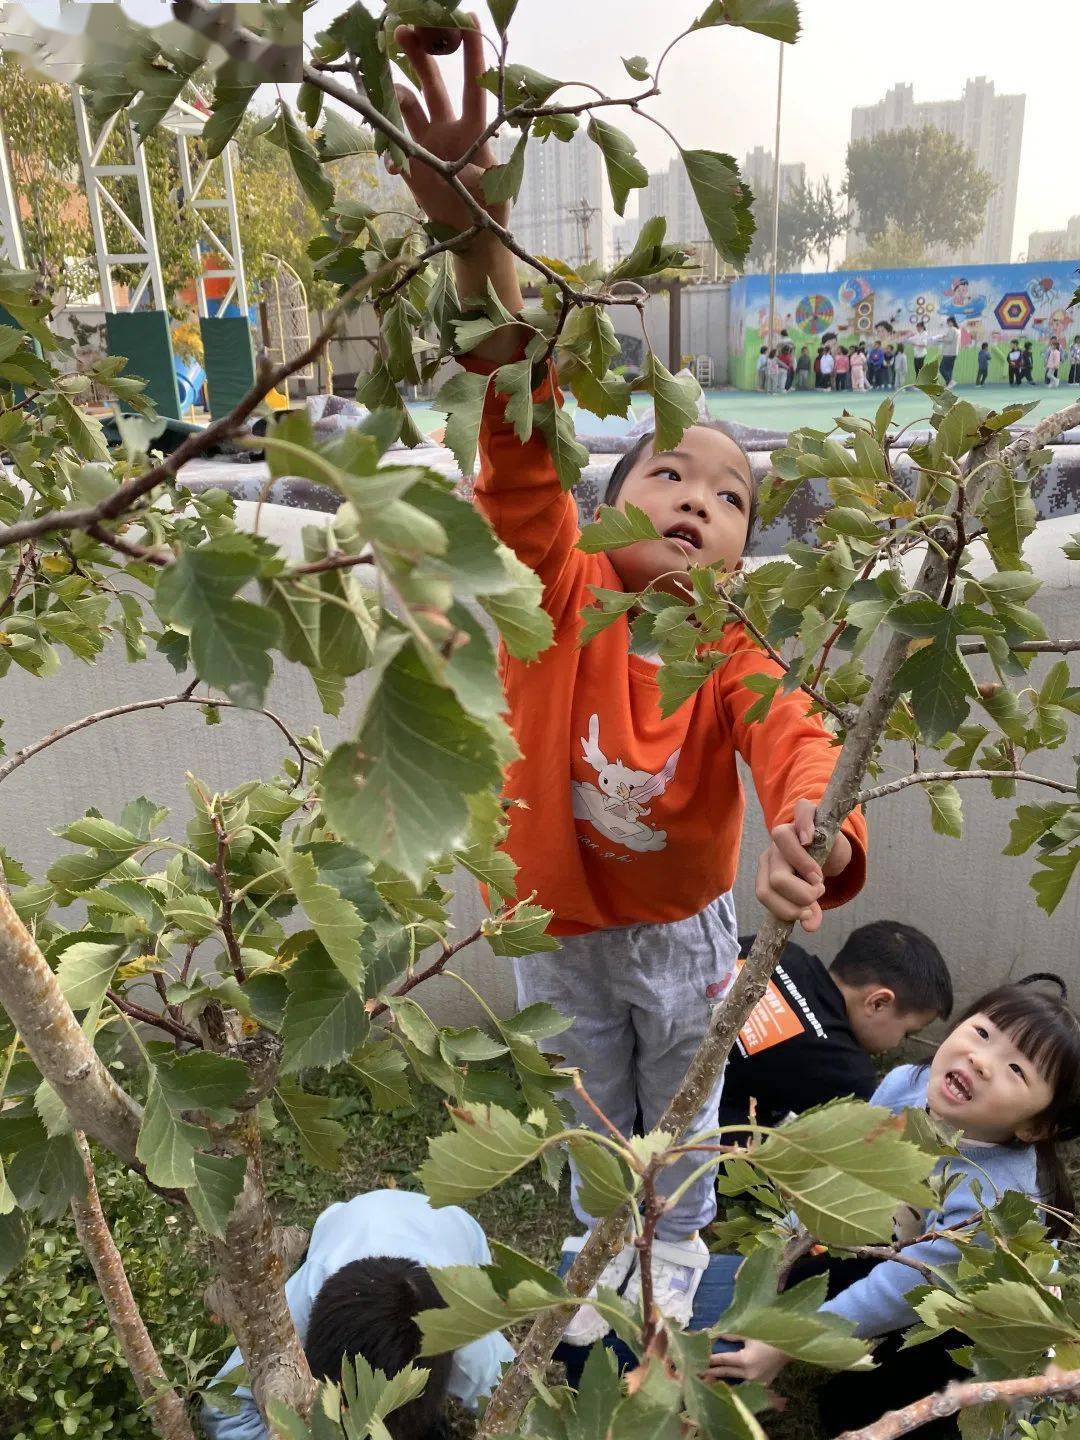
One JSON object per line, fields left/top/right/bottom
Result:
{"left": 495, "top": 127, "right": 608, "bottom": 267}
{"left": 847, "top": 78, "right": 1025, "bottom": 265}
{"left": 1027, "top": 216, "right": 1080, "bottom": 261}
{"left": 640, "top": 159, "right": 704, "bottom": 246}
{"left": 742, "top": 146, "right": 806, "bottom": 204}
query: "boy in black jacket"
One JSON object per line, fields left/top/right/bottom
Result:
{"left": 718, "top": 921, "right": 952, "bottom": 1129}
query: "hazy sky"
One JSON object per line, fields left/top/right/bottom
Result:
{"left": 20, "top": 0, "right": 1078, "bottom": 255}
{"left": 303, "top": 0, "right": 1076, "bottom": 257}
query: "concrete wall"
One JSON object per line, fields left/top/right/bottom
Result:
{"left": 681, "top": 283, "right": 732, "bottom": 384}
{"left": 3, "top": 504, "right": 1077, "bottom": 1035}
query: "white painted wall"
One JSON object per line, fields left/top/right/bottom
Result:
{"left": 3, "top": 504, "right": 1076, "bottom": 1033}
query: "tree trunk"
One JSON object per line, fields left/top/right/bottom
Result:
{"left": 478, "top": 402, "right": 1080, "bottom": 1435}
{"left": 69, "top": 1133, "right": 197, "bottom": 1440}
{"left": 0, "top": 887, "right": 142, "bottom": 1167}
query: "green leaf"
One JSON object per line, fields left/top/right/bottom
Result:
{"left": 281, "top": 848, "right": 366, "bottom": 990}
{"left": 274, "top": 103, "right": 334, "bottom": 212}
{"left": 355, "top": 358, "right": 426, "bottom": 448}
{"left": 680, "top": 149, "right": 756, "bottom": 266}
{"left": 1004, "top": 801, "right": 1073, "bottom": 856}
{"left": 579, "top": 587, "right": 639, "bottom": 646}
{"left": 752, "top": 1100, "right": 937, "bottom": 1246}
{"left": 351, "top": 1038, "right": 414, "bottom": 1112}
{"left": 566, "top": 364, "right": 633, "bottom": 421}
{"left": 54, "top": 937, "right": 126, "bottom": 1014}
{"left": 316, "top": 107, "right": 372, "bottom": 162}
{"left": 53, "top": 395, "right": 109, "bottom": 462}
{"left": 203, "top": 63, "right": 259, "bottom": 158}
{"left": 6, "top": 1132, "right": 85, "bottom": 1223}
{"left": 493, "top": 357, "right": 536, "bottom": 443}
{"left": 163, "top": 892, "right": 218, "bottom": 940}
{"left": 480, "top": 63, "right": 563, "bottom": 108}
{"left": 487, "top": 0, "right": 518, "bottom": 31}
{"left": 0, "top": 1210, "right": 28, "bottom": 1281}
{"left": 482, "top": 132, "right": 529, "bottom": 205}
{"left": 716, "top": 1240, "right": 868, "bottom": 1368}
{"left": 895, "top": 641, "right": 975, "bottom": 745}
{"left": 684, "top": 1378, "right": 766, "bottom": 1440}
{"left": 1031, "top": 847, "right": 1080, "bottom": 915}
{"left": 321, "top": 642, "right": 502, "bottom": 882}
{"left": 587, "top": 117, "right": 648, "bottom": 217}
{"left": 418, "top": 1256, "right": 566, "bottom": 1356}
{"left": 535, "top": 398, "right": 589, "bottom": 491}
{"left": 419, "top": 1102, "right": 550, "bottom": 1205}
{"left": 926, "top": 781, "right": 963, "bottom": 839}
{"left": 637, "top": 350, "right": 703, "bottom": 454}
{"left": 432, "top": 370, "right": 491, "bottom": 476}
{"left": 693, "top": 0, "right": 801, "bottom": 42}
{"left": 622, "top": 55, "right": 650, "bottom": 81}
{"left": 578, "top": 502, "right": 660, "bottom": 553}
{"left": 188, "top": 1153, "right": 246, "bottom": 1241}
{"left": 560, "top": 306, "right": 620, "bottom": 376}
{"left": 136, "top": 1054, "right": 247, "bottom": 1189}
{"left": 567, "top": 1134, "right": 638, "bottom": 1216}
{"left": 276, "top": 1081, "right": 346, "bottom": 1170}
{"left": 281, "top": 941, "right": 368, "bottom": 1074}
{"left": 657, "top": 652, "right": 728, "bottom": 717}
{"left": 478, "top": 547, "right": 554, "bottom": 661}
{"left": 155, "top": 537, "right": 282, "bottom": 709}
{"left": 484, "top": 903, "right": 559, "bottom": 957}
{"left": 608, "top": 215, "right": 689, "bottom": 284}
{"left": 978, "top": 463, "right": 1037, "bottom": 571}
{"left": 916, "top": 1279, "right": 1076, "bottom": 1369}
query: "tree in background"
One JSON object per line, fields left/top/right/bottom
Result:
{"left": 745, "top": 175, "right": 847, "bottom": 274}
{"left": 845, "top": 126, "right": 995, "bottom": 256}
{"left": 840, "top": 220, "right": 929, "bottom": 271}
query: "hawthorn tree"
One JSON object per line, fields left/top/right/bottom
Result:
{"left": 0, "top": 4, "right": 1079, "bottom": 1440}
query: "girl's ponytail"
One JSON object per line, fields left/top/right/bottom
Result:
{"left": 1034, "top": 1141, "right": 1074, "bottom": 1240}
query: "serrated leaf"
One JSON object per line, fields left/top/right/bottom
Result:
{"left": 716, "top": 1241, "right": 867, "bottom": 1368}
{"left": 203, "top": 63, "right": 258, "bottom": 158}
{"left": 681, "top": 148, "right": 756, "bottom": 266}
{"left": 7, "top": 1133, "right": 85, "bottom": 1224}
{"left": 567, "top": 1134, "right": 638, "bottom": 1217}
{"left": 351, "top": 1038, "right": 414, "bottom": 1112}
{"left": 164, "top": 892, "right": 218, "bottom": 940}
{"left": 478, "top": 548, "right": 554, "bottom": 661}
{"left": 274, "top": 103, "right": 334, "bottom": 212}
{"left": 485, "top": 903, "right": 558, "bottom": 957}
{"left": 316, "top": 107, "right": 372, "bottom": 162}
{"left": 493, "top": 357, "right": 535, "bottom": 443}
{"left": 693, "top": 0, "right": 801, "bottom": 42}
{"left": 925, "top": 781, "right": 963, "bottom": 839}
{"left": 432, "top": 369, "right": 491, "bottom": 476}
{"left": 281, "top": 941, "right": 368, "bottom": 1074}
{"left": 418, "top": 1258, "right": 566, "bottom": 1356}
{"left": 534, "top": 397, "right": 589, "bottom": 492}
{"left": 155, "top": 538, "right": 281, "bottom": 709}
{"left": 587, "top": 117, "right": 648, "bottom": 217}
{"left": 1031, "top": 847, "right": 1080, "bottom": 915}
{"left": 658, "top": 652, "right": 727, "bottom": 716}
{"left": 482, "top": 132, "right": 528, "bottom": 205}
{"left": 188, "top": 1153, "right": 246, "bottom": 1241}
{"left": 578, "top": 502, "right": 660, "bottom": 553}
{"left": 54, "top": 937, "right": 127, "bottom": 1013}
{"left": 622, "top": 54, "right": 650, "bottom": 81}
{"left": 751, "top": 1101, "right": 936, "bottom": 1246}
{"left": 480, "top": 63, "right": 563, "bottom": 108}
{"left": 637, "top": 350, "right": 703, "bottom": 454}
{"left": 579, "top": 587, "right": 639, "bottom": 646}
{"left": 276, "top": 1081, "right": 346, "bottom": 1169}
{"left": 281, "top": 848, "right": 366, "bottom": 990}
{"left": 136, "top": 1054, "right": 247, "bottom": 1189}
{"left": 321, "top": 642, "right": 502, "bottom": 883}
{"left": 419, "top": 1102, "right": 550, "bottom": 1205}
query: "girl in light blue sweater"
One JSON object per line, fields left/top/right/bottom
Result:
{"left": 709, "top": 978, "right": 1080, "bottom": 1428}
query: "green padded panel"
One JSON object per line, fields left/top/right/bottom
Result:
{"left": 200, "top": 315, "right": 255, "bottom": 421}
{"left": 105, "top": 310, "right": 181, "bottom": 421}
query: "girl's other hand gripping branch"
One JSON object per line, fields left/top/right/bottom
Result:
{"left": 756, "top": 798, "right": 852, "bottom": 935}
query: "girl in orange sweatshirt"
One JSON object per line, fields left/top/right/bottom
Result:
{"left": 391, "top": 18, "right": 867, "bottom": 1344}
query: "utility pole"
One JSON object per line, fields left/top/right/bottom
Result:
{"left": 568, "top": 195, "right": 599, "bottom": 266}
{"left": 767, "top": 41, "right": 784, "bottom": 348}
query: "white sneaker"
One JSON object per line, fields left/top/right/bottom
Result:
{"left": 623, "top": 1234, "right": 710, "bottom": 1328}
{"left": 561, "top": 1238, "right": 637, "bottom": 1347}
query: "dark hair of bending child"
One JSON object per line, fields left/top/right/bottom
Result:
{"left": 305, "top": 1257, "right": 452, "bottom": 1440}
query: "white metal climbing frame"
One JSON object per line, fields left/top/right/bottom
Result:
{"left": 175, "top": 124, "right": 249, "bottom": 318}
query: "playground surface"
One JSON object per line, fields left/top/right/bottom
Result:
{"left": 405, "top": 382, "right": 1079, "bottom": 440}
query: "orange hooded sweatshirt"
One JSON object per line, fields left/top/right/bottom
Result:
{"left": 466, "top": 358, "right": 867, "bottom": 936}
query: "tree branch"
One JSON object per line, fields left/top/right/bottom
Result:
{"left": 0, "top": 690, "right": 313, "bottom": 788}
{"left": 69, "top": 1133, "right": 196, "bottom": 1440}
{"left": 367, "top": 902, "right": 523, "bottom": 1020}
{"left": 835, "top": 1365, "right": 1080, "bottom": 1440}
{"left": 107, "top": 989, "right": 202, "bottom": 1048}
{"left": 960, "top": 638, "right": 1080, "bottom": 656}
{"left": 854, "top": 769, "right": 1076, "bottom": 806}
{"left": 209, "top": 808, "right": 246, "bottom": 984}
{"left": 0, "top": 887, "right": 144, "bottom": 1170}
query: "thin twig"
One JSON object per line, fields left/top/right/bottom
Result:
{"left": 368, "top": 902, "right": 523, "bottom": 1019}
{"left": 106, "top": 989, "right": 202, "bottom": 1047}
{"left": 717, "top": 591, "right": 856, "bottom": 728}
{"left": 288, "top": 551, "right": 377, "bottom": 577}
{"left": 960, "top": 637, "right": 1080, "bottom": 656}
{"left": 572, "top": 1073, "right": 634, "bottom": 1150}
{"left": 0, "top": 690, "right": 312, "bottom": 787}
{"left": 853, "top": 769, "right": 1076, "bottom": 806}
{"left": 0, "top": 546, "right": 32, "bottom": 617}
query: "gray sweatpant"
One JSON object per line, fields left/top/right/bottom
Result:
{"left": 513, "top": 894, "right": 739, "bottom": 1242}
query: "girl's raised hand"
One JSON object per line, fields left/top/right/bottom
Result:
{"left": 391, "top": 15, "right": 508, "bottom": 233}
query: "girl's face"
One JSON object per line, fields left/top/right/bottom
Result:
{"left": 610, "top": 427, "right": 753, "bottom": 596}
{"left": 928, "top": 1012, "right": 1055, "bottom": 1143}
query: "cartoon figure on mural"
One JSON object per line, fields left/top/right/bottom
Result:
{"left": 940, "top": 276, "right": 988, "bottom": 321}
{"left": 572, "top": 715, "right": 681, "bottom": 853}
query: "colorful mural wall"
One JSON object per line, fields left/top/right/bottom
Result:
{"left": 728, "top": 260, "right": 1080, "bottom": 389}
